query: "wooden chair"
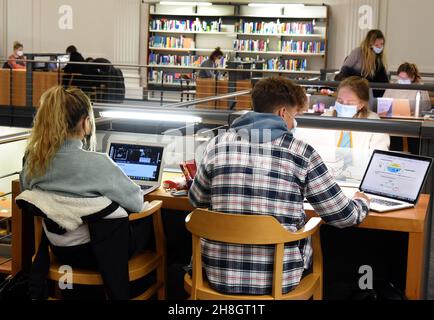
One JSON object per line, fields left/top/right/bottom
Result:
{"left": 34, "top": 200, "right": 166, "bottom": 300}
{"left": 184, "top": 209, "right": 323, "bottom": 300}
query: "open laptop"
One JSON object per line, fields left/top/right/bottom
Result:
{"left": 358, "top": 150, "right": 432, "bottom": 212}
{"left": 107, "top": 140, "right": 166, "bottom": 195}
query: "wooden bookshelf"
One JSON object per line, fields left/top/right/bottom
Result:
{"left": 145, "top": 3, "right": 329, "bottom": 103}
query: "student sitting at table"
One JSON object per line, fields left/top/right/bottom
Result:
{"left": 7, "top": 41, "right": 26, "bottom": 70}
{"left": 383, "top": 62, "right": 432, "bottom": 115}
{"left": 19, "top": 86, "right": 152, "bottom": 299}
{"left": 324, "top": 76, "right": 390, "bottom": 152}
{"left": 189, "top": 76, "right": 370, "bottom": 295}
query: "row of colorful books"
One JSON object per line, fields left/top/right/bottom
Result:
{"left": 236, "top": 19, "right": 315, "bottom": 35}
{"left": 264, "top": 58, "right": 308, "bottom": 71}
{"left": 150, "top": 18, "right": 222, "bottom": 32}
{"left": 150, "top": 36, "right": 195, "bottom": 49}
{"left": 280, "top": 40, "right": 325, "bottom": 53}
{"left": 233, "top": 39, "right": 269, "bottom": 52}
{"left": 148, "top": 70, "right": 195, "bottom": 85}
{"left": 149, "top": 53, "right": 207, "bottom": 66}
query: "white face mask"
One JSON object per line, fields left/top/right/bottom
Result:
{"left": 290, "top": 119, "right": 298, "bottom": 135}
{"left": 372, "top": 46, "right": 383, "bottom": 55}
{"left": 284, "top": 110, "right": 297, "bottom": 134}
{"left": 335, "top": 102, "right": 358, "bottom": 118}
{"left": 398, "top": 79, "right": 412, "bottom": 85}
{"left": 16, "top": 50, "right": 24, "bottom": 57}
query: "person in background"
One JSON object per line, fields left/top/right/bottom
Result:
{"left": 7, "top": 41, "right": 26, "bottom": 69}
{"left": 337, "top": 29, "right": 389, "bottom": 97}
{"left": 189, "top": 77, "right": 370, "bottom": 296}
{"left": 63, "top": 45, "right": 88, "bottom": 89}
{"left": 324, "top": 76, "right": 390, "bottom": 151}
{"left": 383, "top": 62, "right": 432, "bottom": 114}
{"left": 198, "top": 47, "right": 224, "bottom": 79}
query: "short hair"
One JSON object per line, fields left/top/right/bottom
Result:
{"left": 251, "top": 77, "right": 308, "bottom": 113}
{"left": 13, "top": 41, "right": 23, "bottom": 50}
{"left": 397, "top": 62, "right": 421, "bottom": 83}
{"left": 210, "top": 47, "right": 223, "bottom": 61}
{"left": 66, "top": 45, "right": 78, "bottom": 54}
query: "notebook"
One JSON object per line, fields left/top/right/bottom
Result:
{"left": 107, "top": 140, "right": 166, "bottom": 195}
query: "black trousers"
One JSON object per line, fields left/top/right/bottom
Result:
{"left": 49, "top": 217, "right": 154, "bottom": 299}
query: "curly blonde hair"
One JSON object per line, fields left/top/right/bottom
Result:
{"left": 24, "top": 86, "right": 96, "bottom": 180}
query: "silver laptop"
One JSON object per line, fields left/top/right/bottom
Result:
{"left": 107, "top": 139, "right": 166, "bottom": 195}
{"left": 359, "top": 150, "right": 432, "bottom": 213}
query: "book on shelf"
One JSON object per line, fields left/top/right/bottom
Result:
{"left": 235, "top": 19, "right": 315, "bottom": 35}
{"left": 279, "top": 40, "right": 325, "bottom": 54}
{"left": 150, "top": 18, "right": 222, "bottom": 32}
{"left": 148, "top": 70, "right": 196, "bottom": 85}
{"left": 233, "top": 39, "right": 269, "bottom": 52}
{"left": 150, "top": 35, "right": 195, "bottom": 49}
{"left": 149, "top": 54, "right": 229, "bottom": 69}
{"left": 149, "top": 53, "right": 207, "bottom": 66}
{"left": 263, "top": 58, "right": 308, "bottom": 71}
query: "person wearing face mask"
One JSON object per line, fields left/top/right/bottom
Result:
{"left": 336, "top": 30, "right": 389, "bottom": 97}
{"left": 19, "top": 86, "right": 152, "bottom": 299}
{"left": 188, "top": 77, "right": 370, "bottom": 296}
{"left": 324, "top": 76, "right": 389, "bottom": 155}
{"left": 383, "top": 62, "right": 432, "bottom": 115}
{"left": 7, "top": 41, "right": 26, "bottom": 70}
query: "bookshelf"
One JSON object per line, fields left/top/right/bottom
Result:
{"left": 145, "top": 3, "right": 329, "bottom": 101}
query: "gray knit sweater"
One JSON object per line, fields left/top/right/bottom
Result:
{"left": 20, "top": 139, "right": 144, "bottom": 213}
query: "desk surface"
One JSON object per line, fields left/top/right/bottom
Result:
{"left": 146, "top": 172, "right": 430, "bottom": 233}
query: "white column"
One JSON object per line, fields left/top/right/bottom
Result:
{"left": 112, "top": 0, "right": 140, "bottom": 65}
{"left": 344, "top": 0, "right": 381, "bottom": 56}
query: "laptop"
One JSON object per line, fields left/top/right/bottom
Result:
{"left": 358, "top": 150, "right": 432, "bottom": 212}
{"left": 107, "top": 140, "right": 166, "bottom": 195}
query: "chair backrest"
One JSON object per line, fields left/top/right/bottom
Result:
{"left": 185, "top": 209, "right": 322, "bottom": 299}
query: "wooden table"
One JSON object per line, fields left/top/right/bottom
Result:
{"left": 11, "top": 176, "right": 431, "bottom": 300}
{"left": 145, "top": 173, "right": 431, "bottom": 300}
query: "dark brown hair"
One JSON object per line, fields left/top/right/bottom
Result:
{"left": 336, "top": 76, "right": 370, "bottom": 118}
{"left": 66, "top": 45, "right": 78, "bottom": 54}
{"left": 252, "top": 77, "right": 308, "bottom": 114}
{"left": 210, "top": 47, "right": 223, "bottom": 61}
{"left": 397, "top": 62, "right": 421, "bottom": 83}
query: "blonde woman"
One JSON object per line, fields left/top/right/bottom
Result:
{"left": 324, "top": 76, "right": 390, "bottom": 150}
{"left": 337, "top": 30, "right": 388, "bottom": 97}
{"left": 19, "top": 86, "right": 151, "bottom": 298}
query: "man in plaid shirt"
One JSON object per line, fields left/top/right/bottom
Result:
{"left": 189, "top": 77, "right": 371, "bottom": 295}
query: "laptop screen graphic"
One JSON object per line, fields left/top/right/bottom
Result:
{"left": 360, "top": 152, "right": 431, "bottom": 203}
{"left": 109, "top": 143, "right": 164, "bottom": 182}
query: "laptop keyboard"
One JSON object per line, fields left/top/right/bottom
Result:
{"left": 140, "top": 185, "right": 152, "bottom": 190}
{"left": 371, "top": 198, "right": 402, "bottom": 207}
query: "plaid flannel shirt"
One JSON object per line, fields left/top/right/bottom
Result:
{"left": 189, "top": 131, "right": 369, "bottom": 295}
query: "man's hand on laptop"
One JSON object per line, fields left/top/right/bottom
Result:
{"left": 354, "top": 191, "right": 371, "bottom": 205}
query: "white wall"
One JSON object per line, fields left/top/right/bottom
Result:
{"left": 1, "top": 0, "right": 434, "bottom": 72}
{"left": 0, "top": 127, "right": 28, "bottom": 195}
{"left": 5, "top": 0, "right": 140, "bottom": 64}
{"left": 380, "top": 0, "right": 434, "bottom": 73}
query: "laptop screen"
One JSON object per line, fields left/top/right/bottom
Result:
{"left": 360, "top": 151, "right": 432, "bottom": 204}
{"left": 108, "top": 142, "right": 164, "bottom": 183}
